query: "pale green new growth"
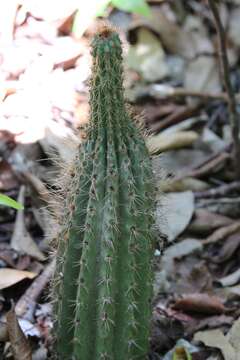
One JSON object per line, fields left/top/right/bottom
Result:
{"left": 53, "top": 26, "right": 155, "bottom": 360}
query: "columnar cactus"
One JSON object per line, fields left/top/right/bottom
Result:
{"left": 53, "top": 26, "right": 155, "bottom": 360}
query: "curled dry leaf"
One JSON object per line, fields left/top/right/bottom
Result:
{"left": 203, "top": 221, "right": 240, "bottom": 245}
{"left": 159, "top": 177, "right": 209, "bottom": 193}
{"left": 146, "top": 131, "right": 199, "bottom": 155}
{"left": 0, "top": 268, "right": 36, "bottom": 290}
{"left": 217, "top": 268, "right": 240, "bottom": 287}
{"left": 211, "top": 233, "right": 240, "bottom": 264}
{"left": 172, "top": 294, "right": 225, "bottom": 315}
{"left": 6, "top": 307, "right": 32, "bottom": 360}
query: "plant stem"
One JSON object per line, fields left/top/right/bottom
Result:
{"left": 208, "top": 0, "right": 240, "bottom": 179}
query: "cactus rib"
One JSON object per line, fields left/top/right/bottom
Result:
{"left": 53, "top": 26, "right": 155, "bottom": 360}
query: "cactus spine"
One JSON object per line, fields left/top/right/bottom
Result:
{"left": 53, "top": 26, "right": 155, "bottom": 360}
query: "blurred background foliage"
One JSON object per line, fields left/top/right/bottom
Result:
{"left": 72, "top": 0, "right": 150, "bottom": 37}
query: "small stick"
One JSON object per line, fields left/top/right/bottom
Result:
{"left": 176, "top": 150, "right": 230, "bottom": 181}
{"left": 15, "top": 259, "right": 56, "bottom": 321}
{"left": 195, "top": 180, "right": 240, "bottom": 199}
{"left": 208, "top": 0, "right": 240, "bottom": 179}
{"left": 150, "top": 104, "right": 201, "bottom": 133}
{"left": 203, "top": 221, "right": 240, "bottom": 245}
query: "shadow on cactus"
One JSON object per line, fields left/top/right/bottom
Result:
{"left": 52, "top": 25, "right": 155, "bottom": 360}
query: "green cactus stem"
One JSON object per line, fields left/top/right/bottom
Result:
{"left": 53, "top": 25, "right": 155, "bottom": 360}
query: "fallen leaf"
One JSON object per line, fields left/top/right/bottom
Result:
{"left": 161, "top": 239, "right": 202, "bottom": 274}
{"left": 151, "top": 310, "right": 184, "bottom": 353}
{"left": 6, "top": 307, "right": 32, "bottom": 360}
{"left": 189, "top": 209, "right": 233, "bottom": 235}
{"left": 173, "top": 347, "right": 192, "bottom": 360}
{"left": 222, "top": 284, "right": 240, "bottom": 300}
{"left": 211, "top": 233, "right": 240, "bottom": 263}
{"left": 0, "top": 269, "right": 36, "bottom": 290}
{"left": 152, "top": 149, "right": 211, "bottom": 181}
{"left": 184, "top": 56, "right": 221, "bottom": 95}
{"left": 32, "top": 345, "right": 48, "bottom": 360}
{"left": 198, "top": 197, "right": 240, "bottom": 219}
{"left": 156, "top": 191, "right": 194, "bottom": 242}
{"left": 217, "top": 268, "right": 240, "bottom": 287}
{"left": 173, "top": 294, "right": 225, "bottom": 315}
{"left": 194, "top": 330, "right": 235, "bottom": 360}
{"left": 127, "top": 28, "right": 169, "bottom": 82}
{"left": 131, "top": 7, "right": 195, "bottom": 58}
{"left": 163, "top": 339, "right": 199, "bottom": 360}
{"left": 229, "top": 7, "right": 240, "bottom": 48}
{"left": 159, "top": 177, "right": 209, "bottom": 193}
{"left": 226, "top": 317, "right": 240, "bottom": 354}
{"left": 203, "top": 221, "right": 240, "bottom": 245}
{"left": 162, "top": 257, "right": 213, "bottom": 296}
{"left": 200, "top": 128, "right": 227, "bottom": 153}
{"left": 193, "top": 315, "right": 234, "bottom": 333}
{"left": 11, "top": 186, "right": 45, "bottom": 261}
{"left": 147, "top": 131, "right": 199, "bottom": 155}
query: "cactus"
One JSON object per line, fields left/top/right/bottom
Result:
{"left": 53, "top": 26, "right": 155, "bottom": 360}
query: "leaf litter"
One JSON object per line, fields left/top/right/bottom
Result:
{"left": 1, "top": 0, "right": 240, "bottom": 359}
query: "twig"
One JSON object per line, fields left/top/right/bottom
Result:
{"left": 176, "top": 149, "right": 231, "bottom": 181}
{"left": 150, "top": 104, "right": 201, "bottom": 134}
{"left": 208, "top": 0, "right": 240, "bottom": 179}
{"left": 195, "top": 180, "right": 240, "bottom": 199}
{"left": 203, "top": 221, "right": 240, "bottom": 245}
{"left": 148, "top": 84, "right": 229, "bottom": 102}
{"left": 15, "top": 259, "right": 56, "bottom": 321}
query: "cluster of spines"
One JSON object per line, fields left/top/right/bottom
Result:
{"left": 53, "top": 26, "right": 155, "bottom": 360}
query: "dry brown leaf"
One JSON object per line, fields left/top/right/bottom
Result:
{"left": 147, "top": 131, "right": 199, "bottom": 155}
{"left": 11, "top": 186, "right": 45, "bottom": 261}
{"left": 203, "top": 221, "right": 240, "bottom": 245}
{"left": 212, "top": 233, "right": 240, "bottom": 263}
{"left": 189, "top": 209, "right": 233, "bottom": 235}
{"left": 159, "top": 177, "right": 209, "bottom": 193}
{"left": 194, "top": 329, "right": 235, "bottom": 360}
{"left": 0, "top": 269, "right": 36, "bottom": 290}
{"left": 6, "top": 307, "right": 32, "bottom": 360}
{"left": 173, "top": 294, "right": 225, "bottom": 315}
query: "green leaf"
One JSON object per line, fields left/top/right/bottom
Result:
{"left": 112, "top": 0, "right": 151, "bottom": 16}
{"left": 0, "top": 194, "right": 24, "bottom": 210}
{"left": 173, "top": 346, "right": 192, "bottom": 360}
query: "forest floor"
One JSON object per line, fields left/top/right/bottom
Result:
{"left": 1, "top": 1, "right": 240, "bottom": 359}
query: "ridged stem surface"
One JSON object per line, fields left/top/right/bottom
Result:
{"left": 53, "top": 27, "right": 155, "bottom": 360}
